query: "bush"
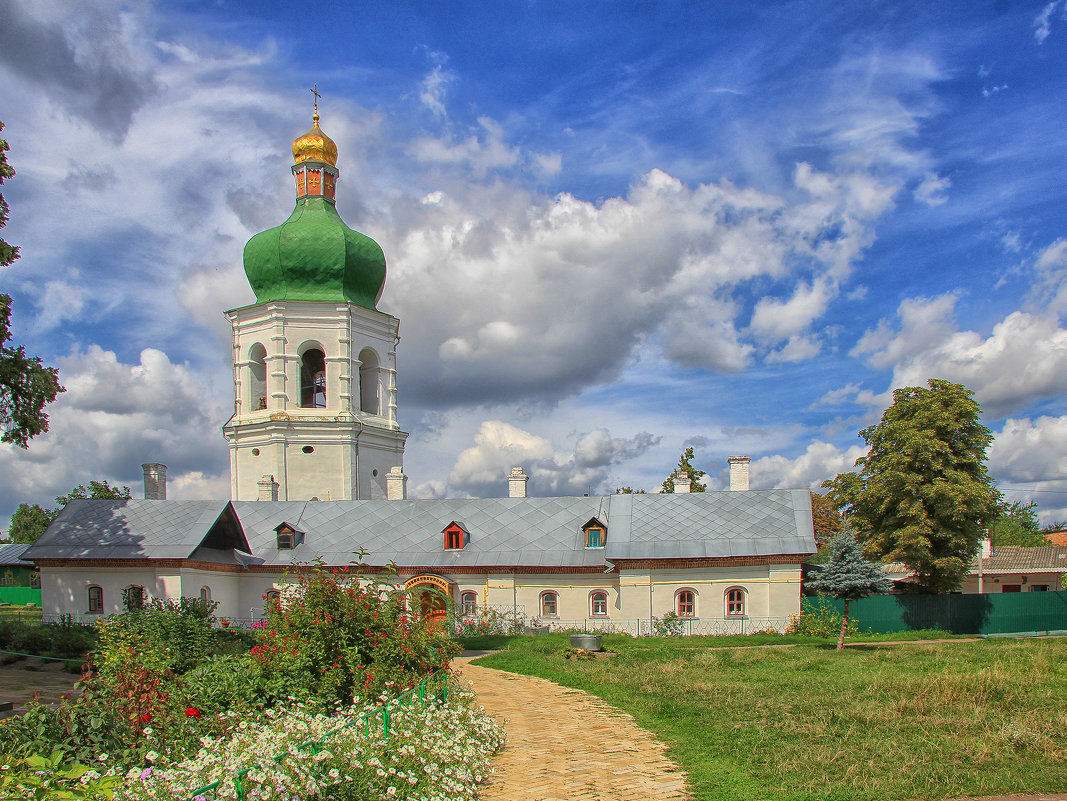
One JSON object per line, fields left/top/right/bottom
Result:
{"left": 653, "top": 611, "right": 685, "bottom": 637}
{"left": 95, "top": 598, "right": 218, "bottom": 678}
{"left": 786, "top": 606, "right": 860, "bottom": 638}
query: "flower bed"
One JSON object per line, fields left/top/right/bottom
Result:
{"left": 0, "top": 561, "right": 500, "bottom": 800}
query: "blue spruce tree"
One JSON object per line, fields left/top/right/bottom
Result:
{"left": 806, "top": 526, "right": 893, "bottom": 650}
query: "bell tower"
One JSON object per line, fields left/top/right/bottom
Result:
{"left": 223, "top": 99, "right": 407, "bottom": 501}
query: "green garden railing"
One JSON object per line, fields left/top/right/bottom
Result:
{"left": 187, "top": 670, "right": 449, "bottom": 801}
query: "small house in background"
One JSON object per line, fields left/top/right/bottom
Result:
{"left": 962, "top": 539, "right": 1067, "bottom": 593}
{"left": 0, "top": 543, "right": 42, "bottom": 606}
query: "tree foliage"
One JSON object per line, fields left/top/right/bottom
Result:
{"left": 823, "top": 379, "right": 1000, "bottom": 594}
{"left": 991, "top": 500, "right": 1050, "bottom": 547}
{"left": 55, "top": 479, "right": 131, "bottom": 508}
{"left": 614, "top": 486, "right": 646, "bottom": 494}
{"left": 6, "top": 480, "right": 132, "bottom": 543}
{"left": 811, "top": 491, "right": 843, "bottom": 551}
{"left": 806, "top": 526, "right": 894, "bottom": 650}
{"left": 0, "top": 122, "right": 63, "bottom": 447}
{"left": 8, "top": 503, "right": 56, "bottom": 543}
{"left": 661, "top": 447, "right": 707, "bottom": 493}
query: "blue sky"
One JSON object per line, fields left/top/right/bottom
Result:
{"left": 2, "top": 0, "right": 1067, "bottom": 525}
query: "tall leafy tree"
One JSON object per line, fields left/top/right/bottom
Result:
{"left": 8, "top": 503, "right": 56, "bottom": 544}
{"left": 811, "top": 491, "right": 843, "bottom": 550}
{"left": 991, "top": 500, "right": 1050, "bottom": 547}
{"left": 806, "top": 526, "right": 893, "bottom": 650}
{"left": 6, "top": 480, "right": 132, "bottom": 544}
{"left": 661, "top": 447, "right": 707, "bottom": 493}
{"left": 0, "top": 121, "right": 63, "bottom": 447}
{"left": 823, "top": 379, "right": 1000, "bottom": 593}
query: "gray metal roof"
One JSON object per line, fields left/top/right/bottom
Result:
{"left": 0, "top": 543, "right": 33, "bottom": 564}
{"left": 23, "top": 500, "right": 246, "bottom": 560}
{"left": 24, "top": 490, "right": 816, "bottom": 567}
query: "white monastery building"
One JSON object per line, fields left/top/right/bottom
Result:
{"left": 26, "top": 110, "right": 817, "bottom": 634}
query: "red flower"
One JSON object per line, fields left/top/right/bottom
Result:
{"left": 185, "top": 707, "right": 202, "bottom": 718}
{"left": 140, "top": 713, "right": 152, "bottom": 723}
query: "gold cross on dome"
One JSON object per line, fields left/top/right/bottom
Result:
{"left": 310, "top": 84, "right": 322, "bottom": 115}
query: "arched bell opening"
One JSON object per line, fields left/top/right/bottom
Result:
{"left": 358, "top": 347, "right": 380, "bottom": 415}
{"left": 248, "top": 343, "right": 267, "bottom": 411}
{"left": 300, "top": 347, "right": 327, "bottom": 409}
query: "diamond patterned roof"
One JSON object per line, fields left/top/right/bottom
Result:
{"left": 25, "top": 490, "right": 815, "bottom": 567}
{"left": 24, "top": 500, "right": 243, "bottom": 560}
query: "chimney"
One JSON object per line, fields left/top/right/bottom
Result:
{"left": 142, "top": 463, "right": 167, "bottom": 500}
{"left": 980, "top": 536, "right": 993, "bottom": 559}
{"left": 257, "top": 474, "right": 279, "bottom": 502}
{"left": 386, "top": 465, "right": 408, "bottom": 500}
{"left": 728, "top": 456, "right": 750, "bottom": 491}
{"left": 674, "top": 473, "right": 691, "bottom": 493}
{"left": 508, "top": 467, "right": 529, "bottom": 498}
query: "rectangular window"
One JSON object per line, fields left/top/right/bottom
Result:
{"left": 1030, "top": 585, "right": 1050, "bottom": 591}
{"left": 586, "top": 528, "right": 604, "bottom": 548}
{"left": 88, "top": 586, "right": 103, "bottom": 613}
{"left": 726, "top": 589, "right": 745, "bottom": 617}
{"left": 445, "top": 528, "right": 464, "bottom": 549}
{"left": 541, "top": 593, "right": 557, "bottom": 616}
{"left": 591, "top": 592, "right": 608, "bottom": 616}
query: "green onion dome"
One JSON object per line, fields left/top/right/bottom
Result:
{"left": 242, "top": 114, "right": 386, "bottom": 309}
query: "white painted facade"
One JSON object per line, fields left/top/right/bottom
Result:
{"left": 223, "top": 300, "right": 407, "bottom": 501}
{"left": 43, "top": 562, "right": 804, "bottom": 632}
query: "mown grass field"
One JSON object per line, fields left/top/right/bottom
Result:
{"left": 471, "top": 634, "right": 1067, "bottom": 801}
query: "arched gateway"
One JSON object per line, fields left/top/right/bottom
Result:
{"left": 403, "top": 574, "right": 453, "bottom": 624}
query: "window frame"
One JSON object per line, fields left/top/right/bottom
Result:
{"left": 725, "top": 587, "right": 746, "bottom": 618}
{"left": 87, "top": 585, "right": 104, "bottom": 614}
{"left": 676, "top": 589, "right": 696, "bottom": 618}
{"left": 590, "top": 591, "right": 609, "bottom": 617}
{"left": 123, "top": 585, "right": 146, "bottom": 611}
{"left": 460, "top": 591, "right": 478, "bottom": 615}
{"left": 585, "top": 527, "right": 605, "bottom": 548}
{"left": 540, "top": 591, "right": 559, "bottom": 617}
{"left": 444, "top": 524, "right": 465, "bottom": 550}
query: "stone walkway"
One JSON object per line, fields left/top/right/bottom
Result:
{"left": 452, "top": 655, "right": 690, "bottom": 801}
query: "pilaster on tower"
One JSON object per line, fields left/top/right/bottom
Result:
{"left": 223, "top": 102, "right": 407, "bottom": 502}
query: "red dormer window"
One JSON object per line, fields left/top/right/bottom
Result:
{"left": 443, "top": 521, "right": 468, "bottom": 550}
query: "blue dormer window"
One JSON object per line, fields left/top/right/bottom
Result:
{"left": 582, "top": 517, "right": 607, "bottom": 548}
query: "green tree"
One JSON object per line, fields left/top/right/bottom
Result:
{"left": 55, "top": 479, "right": 131, "bottom": 508}
{"left": 991, "top": 500, "right": 1050, "bottom": 547}
{"left": 7, "top": 479, "right": 132, "bottom": 544}
{"left": 0, "top": 121, "right": 63, "bottom": 447}
{"left": 614, "top": 486, "right": 646, "bottom": 494}
{"left": 811, "top": 491, "right": 843, "bottom": 551}
{"left": 661, "top": 447, "right": 706, "bottom": 493}
{"left": 806, "top": 526, "right": 893, "bottom": 650}
{"left": 8, "top": 503, "right": 56, "bottom": 543}
{"left": 823, "top": 379, "right": 1000, "bottom": 594}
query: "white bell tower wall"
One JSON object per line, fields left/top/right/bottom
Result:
{"left": 223, "top": 300, "right": 407, "bottom": 501}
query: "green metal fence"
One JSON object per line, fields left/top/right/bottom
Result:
{"left": 803, "top": 590, "right": 1067, "bottom": 635}
{"left": 0, "top": 588, "right": 41, "bottom": 606}
{"left": 188, "top": 670, "right": 449, "bottom": 801}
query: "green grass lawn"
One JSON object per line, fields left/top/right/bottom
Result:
{"left": 473, "top": 634, "right": 1067, "bottom": 801}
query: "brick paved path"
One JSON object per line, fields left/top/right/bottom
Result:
{"left": 453, "top": 655, "right": 690, "bottom": 801}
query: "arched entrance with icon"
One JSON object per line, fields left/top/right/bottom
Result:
{"left": 403, "top": 574, "right": 453, "bottom": 625}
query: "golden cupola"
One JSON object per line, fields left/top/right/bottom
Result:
{"left": 291, "top": 111, "right": 338, "bottom": 167}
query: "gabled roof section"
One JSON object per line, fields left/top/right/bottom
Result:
{"left": 442, "top": 521, "right": 469, "bottom": 533}
{"left": 582, "top": 517, "right": 606, "bottom": 530}
{"left": 604, "top": 489, "right": 816, "bottom": 560}
{"left": 23, "top": 500, "right": 239, "bottom": 561}
{"left": 274, "top": 521, "right": 306, "bottom": 535}
{"left": 0, "top": 543, "right": 33, "bottom": 565}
